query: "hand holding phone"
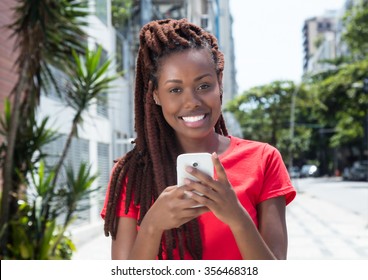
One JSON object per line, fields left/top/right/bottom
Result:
{"left": 176, "top": 153, "right": 214, "bottom": 196}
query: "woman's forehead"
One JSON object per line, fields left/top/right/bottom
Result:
{"left": 157, "top": 48, "right": 215, "bottom": 71}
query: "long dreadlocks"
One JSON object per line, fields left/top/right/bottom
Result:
{"left": 103, "top": 18, "right": 228, "bottom": 260}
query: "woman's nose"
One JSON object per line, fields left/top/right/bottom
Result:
{"left": 183, "top": 90, "right": 201, "bottom": 108}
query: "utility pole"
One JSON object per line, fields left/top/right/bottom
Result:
{"left": 289, "top": 85, "right": 299, "bottom": 192}
{"left": 289, "top": 86, "right": 297, "bottom": 170}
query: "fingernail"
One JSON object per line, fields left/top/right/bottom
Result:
{"left": 212, "top": 152, "right": 218, "bottom": 159}
{"left": 184, "top": 191, "right": 193, "bottom": 198}
{"left": 185, "top": 166, "right": 193, "bottom": 173}
{"left": 184, "top": 178, "right": 191, "bottom": 185}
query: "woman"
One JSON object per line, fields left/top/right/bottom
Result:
{"left": 101, "top": 18, "right": 296, "bottom": 260}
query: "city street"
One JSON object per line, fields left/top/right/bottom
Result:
{"left": 287, "top": 177, "right": 368, "bottom": 259}
{"left": 72, "top": 177, "right": 368, "bottom": 260}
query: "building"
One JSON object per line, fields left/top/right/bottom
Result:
{"left": 302, "top": 11, "right": 338, "bottom": 74}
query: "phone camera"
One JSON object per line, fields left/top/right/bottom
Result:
{"left": 192, "top": 162, "right": 198, "bottom": 167}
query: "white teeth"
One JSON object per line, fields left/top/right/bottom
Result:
{"left": 182, "top": 115, "right": 205, "bottom": 122}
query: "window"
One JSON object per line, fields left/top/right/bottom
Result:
{"left": 95, "top": 0, "right": 108, "bottom": 25}
{"left": 44, "top": 65, "right": 69, "bottom": 102}
{"left": 43, "top": 135, "right": 91, "bottom": 226}
{"left": 97, "top": 143, "right": 111, "bottom": 210}
{"left": 116, "top": 33, "right": 124, "bottom": 74}
{"left": 96, "top": 47, "right": 109, "bottom": 118}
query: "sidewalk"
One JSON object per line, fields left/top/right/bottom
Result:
{"left": 287, "top": 192, "right": 368, "bottom": 259}
{"left": 72, "top": 192, "right": 368, "bottom": 260}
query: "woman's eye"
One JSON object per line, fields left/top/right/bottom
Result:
{"left": 198, "top": 84, "right": 210, "bottom": 91}
{"left": 169, "top": 88, "right": 181, "bottom": 94}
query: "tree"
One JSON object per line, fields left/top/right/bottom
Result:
{"left": 111, "top": 0, "right": 133, "bottom": 33}
{"left": 0, "top": 0, "right": 117, "bottom": 259}
{"left": 1, "top": 0, "right": 88, "bottom": 253}
{"left": 309, "top": 58, "right": 368, "bottom": 148}
{"left": 342, "top": 0, "right": 368, "bottom": 60}
{"left": 226, "top": 81, "right": 314, "bottom": 165}
{"left": 52, "top": 47, "right": 117, "bottom": 185}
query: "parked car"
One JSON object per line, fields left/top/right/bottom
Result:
{"left": 288, "top": 166, "right": 300, "bottom": 178}
{"left": 343, "top": 160, "right": 368, "bottom": 181}
{"left": 300, "top": 164, "right": 319, "bottom": 178}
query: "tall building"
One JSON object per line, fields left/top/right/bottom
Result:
{"left": 302, "top": 0, "right": 363, "bottom": 74}
{"left": 302, "top": 12, "right": 338, "bottom": 74}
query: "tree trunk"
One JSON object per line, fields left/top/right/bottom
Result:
{"left": 0, "top": 61, "right": 29, "bottom": 253}
{"left": 52, "top": 115, "right": 80, "bottom": 186}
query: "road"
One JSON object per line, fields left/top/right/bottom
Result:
{"left": 292, "top": 177, "right": 368, "bottom": 220}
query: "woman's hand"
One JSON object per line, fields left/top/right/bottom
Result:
{"left": 142, "top": 185, "right": 209, "bottom": 233}
{"left": 126, "top": 185, "right": 208, "bottom": 259}
{"left": 182, "top": 152, "right": 247, "bottom": 228}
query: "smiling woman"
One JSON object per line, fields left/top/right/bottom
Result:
{"left": 101, "top": 18, "right": 296, "bottom": 260}
{"left": 153, "top": 48, "right": 222, "bottom": 142}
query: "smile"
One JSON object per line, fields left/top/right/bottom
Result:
{"left": 181, "top": 114, "right": 206, "bottom": 123}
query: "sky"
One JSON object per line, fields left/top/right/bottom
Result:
{"left": 229, "top": 0, "right": 346, "bottom": 93}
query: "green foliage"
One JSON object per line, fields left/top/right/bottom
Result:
{"left": 310, "top": 58, "right": 368, "bottom": 147}
{"left": 1, "top": 1, "right": 116, "bottom": 260}
{"left": 0, "top": 98, "right": 58, "bottom": 187}
{"left": 52, "top": 46, "right": 117, "bottom": 185}
{"left": 63, "top": 163, "right": 99, "bottom": 226}
{"left": 9, "top": 0, "right": 89, "bottom": 104}
{"left": 66, "top": 46, "right": 117, "bottom": 116}
{"left": 0, "top": 160, "right": 98, "bottom": 260}
{"left": 111, "top": 0, "right": 133, "bottom": 32}
{"left": 342, "top": 0, "right": 368, "bottom": 59}
{"left": 226, "top": 81, "right": 314, "bottom": 164}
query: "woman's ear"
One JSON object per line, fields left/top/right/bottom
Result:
{"left": 153, "top": 90, "right": 160, "bottom": 106}
{"left": 218, "top": 72, "right": 223, "bottom": 93}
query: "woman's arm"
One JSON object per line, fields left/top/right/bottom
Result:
{"left": 111, "top": 217, "right": 138, "bottom": 259}
{"left": 111, "top": 186, "right": 208, "bottom": 260}
{"left": 184, "top": 153, "right": 288, "bottom": 259}
{"left": 228, "top": 196, "right": 287, "bottom": 260}
{"left": 257, "top": 196, "right": 288, "bottom": 259}
{"left": 112, "top": 215, "right": 164, "bottom": 260}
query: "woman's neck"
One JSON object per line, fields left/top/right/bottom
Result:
{"left": 176, "top": 132, "right": 230, "bottom": 155}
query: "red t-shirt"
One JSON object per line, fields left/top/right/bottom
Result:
{"left": 101, "top": 136, "right": 296, "bottom": 259}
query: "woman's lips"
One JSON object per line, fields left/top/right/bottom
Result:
{"left": 180, "top": 114, "right": 207, "bottom": 128}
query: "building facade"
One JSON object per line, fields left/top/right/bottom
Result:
{"left": 302, "top": 12, "right": 338, "bottom": 74}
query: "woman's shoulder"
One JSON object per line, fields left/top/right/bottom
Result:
{"left": 220, "top": 135, "right": 279, "bottom": 160}
{"left": 228, "top": 135, "right": 275, "bottom": 151}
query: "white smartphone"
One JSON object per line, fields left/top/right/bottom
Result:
{"left": 176, "top": 153, "right": 214, "bottom": 192}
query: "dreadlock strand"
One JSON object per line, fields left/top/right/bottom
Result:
{"left": 164, "top": 230, "right": 174, "bottom": 260}
{"left": 104, "top": 156, "right": 129, "bottom": 237}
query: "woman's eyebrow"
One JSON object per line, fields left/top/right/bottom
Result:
{"left": 164, "top": 73, "right": 213, "bottom": 85}
{"left": 194, "top": 73, "right": 212, "bottom": 81}
{"left": 164, "top": 79, "right": 182, "bottom": 85}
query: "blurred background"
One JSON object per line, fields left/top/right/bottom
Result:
{"left": 0, "top": 0, "right": 367, "bottom": 260}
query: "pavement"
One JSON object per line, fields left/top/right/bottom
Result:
{"left": 72, "top": 181, "right": 368, "bottom": 260}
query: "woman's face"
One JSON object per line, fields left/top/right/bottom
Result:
{"left": 153, "top": 48, "right": 222, "bottom": 142}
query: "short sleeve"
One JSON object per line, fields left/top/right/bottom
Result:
{"left": 100, "top": 164, "right": 139, "bottom": 220}
{"left": 258, "top": 145, "right": 296, "bottom": 205}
